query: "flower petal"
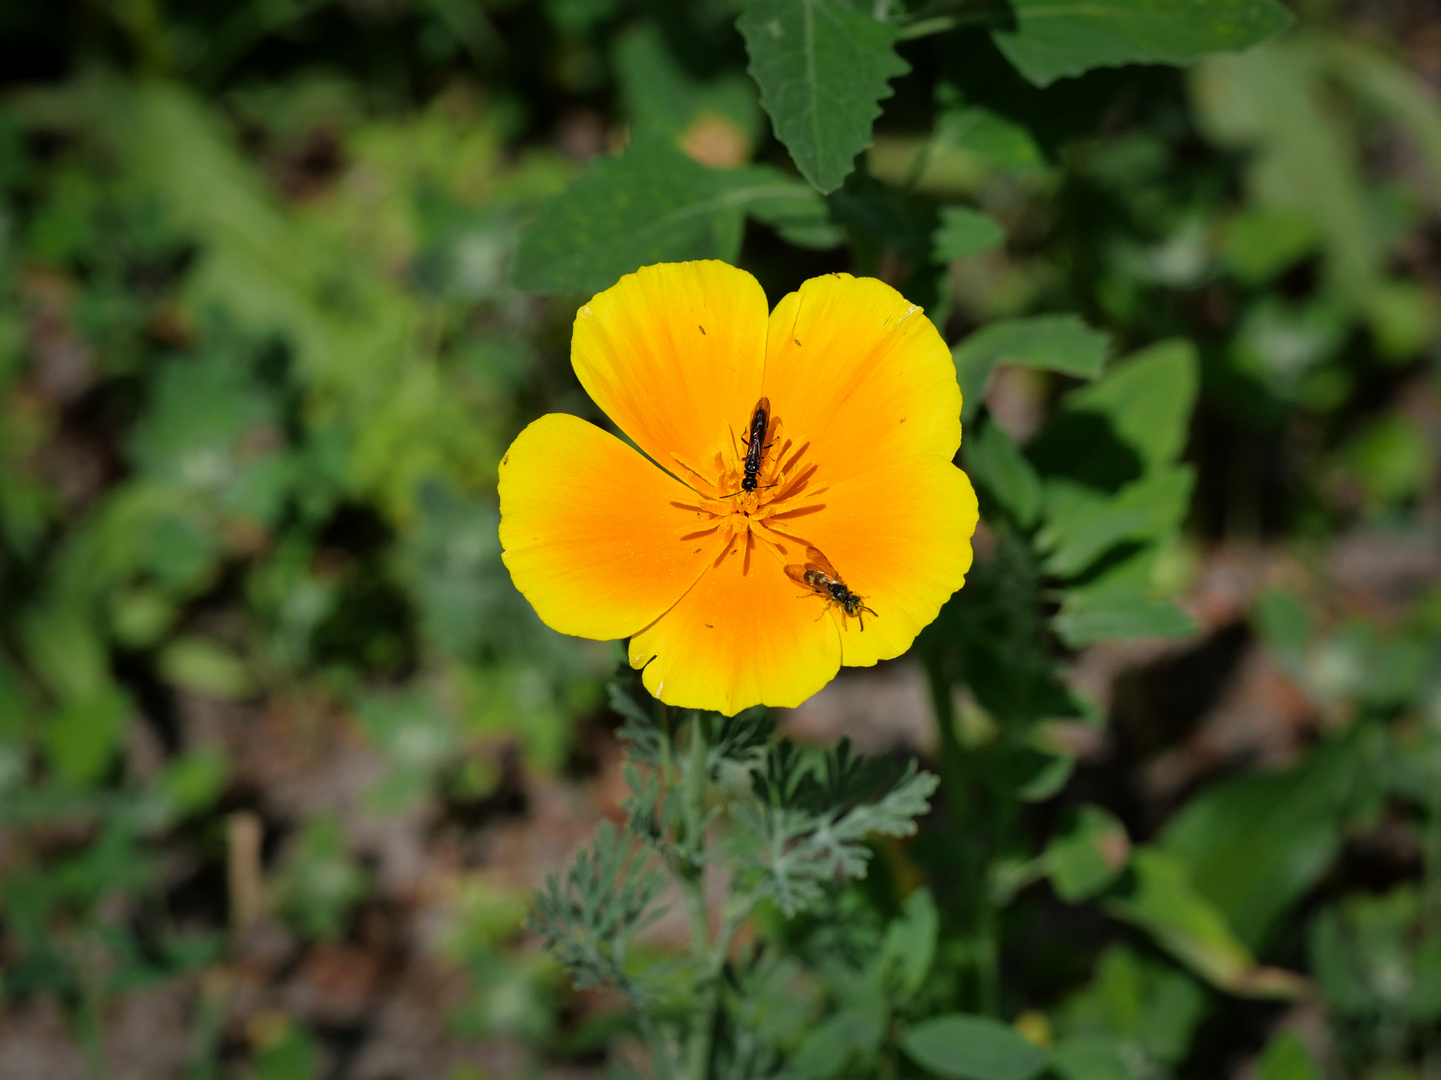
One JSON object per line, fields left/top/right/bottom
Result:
{"left": 498, "top": 413, "right": 726, "bottom": 640}
{"left": 787, "top": 458, "right": 979, "bottom": 668}
{"left": 764, "top": 274, "right": 962, "bottom": 486}
{"left": 572, "top": 261, "right": 769, "bottom": 489}
{"left": 627, "top": 536, "right": 841, "bottom": 715}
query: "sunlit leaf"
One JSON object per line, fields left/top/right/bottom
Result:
{"left": 738, "top": 0, "right": 909, "bottom": 192}
{"left": 512, "top": 137, "right": 827, "bottom": 293}
{"left": 953, "top": 315, "right": 1111, "bottom": 422}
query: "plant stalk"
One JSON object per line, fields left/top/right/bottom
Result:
{"left": 926, "top": 660, "right": 1000, "bottom": 1016}
{"left": 681, "top": 715, "right": 717, "bottom": 1080}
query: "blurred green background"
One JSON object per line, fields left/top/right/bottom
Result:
{"left": 0, "top": 0, "right": 1439, "bottom": 1078}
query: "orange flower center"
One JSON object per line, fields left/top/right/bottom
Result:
{"left": 668, "top": 410, "right": 829, "bottom": 571}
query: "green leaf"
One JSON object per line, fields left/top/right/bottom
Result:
{"left": 1045, "top": 805, "right": 1131, "bottom": 902}
{"left": 953, "top": 315, "right": 1111, "bottom": 422}
{"left": 512, "top": 138, "right": 827, "bottom": 293}
{"left": 902, "top": 1014, "right": 1049, "bottom": 1080}
{"left": 880, "top": 888, "right": 939, "bottom": 999}
{"left": 158, "top": 637, "right": 252, "bottom": 700}
{"left": 1055, "top": 589, "right": 1197, "bottom": 646}
{"left": 938, "top": 105, "right": 1045, "bottom": 170}
{"left": 1160, "top": 738, "right": 1357, "bottom": 948}
{"left": 738, "top": 0, "right": 910, "bottom": 193}
{"left": 45, "top": 690, "right": 130, "bottom": 785}
{"left": 1049, "top": 1036, "right": 1132, "bottom": 1080}
{"left": 1039, "top": 465, "right": 1194, "bottom": 578}
{"left": 1256, "top": 1033, "right": 1322, "bottom": 1080}
{"left": 964, "top": 420, "right": 1043, "bottom": 529}
{"left": 1221, "top": 208, "right": 1319, "bottom": 284}
{"left": 993, "top": 0, "right": 1293, "bottom": 89}
{"left": 1105, "top": 848, "right": 1306, "bottom": 997}
{"left": 934, "top": 206, "right": 1006, "bottom": 261}
{"left": 1062, "top": 340, "right": 1198, "bottom": 470}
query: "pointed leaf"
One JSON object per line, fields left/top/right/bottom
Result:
{"left": 738, "top": 0, "right": 910, "bottom": 192}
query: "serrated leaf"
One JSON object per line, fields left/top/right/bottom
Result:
{"left": 934, "top": 206, "right": 1006, "bottom": 261}
{"left": 993, "top": 0, "right": 1293, "bottom": 89}
{"left": 738, "top": 0, "right": 910, "bottom": 193}
{"left": 512, "top": 138, "right": 823, "bottom": 294}
{"left": 901, "top": 1014, "right": 1049, "bottom": 1080}
{"left": 953, "top": 315, "right": 1110, "bottom": 422}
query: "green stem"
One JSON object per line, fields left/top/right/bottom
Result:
{"left": 638, "top": 1011, "right": 678, "bottom": 1080}
{"left": 681, "top": 716, "right": 716, "bottom": 1080}
{"left": 925, "top": 660, "right": 1000, "bottom": 1016}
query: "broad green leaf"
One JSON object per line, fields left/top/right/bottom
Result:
{"left": 1062, "top": 340, "right": 1198, "bottom": 470}
{"left": 901, "top": 1014, "right": 1049, "bottom": 1080}
{"left": 1221, "top": 208, "right": 1319, "bottom": 285}
{"left": 994, "top": 0, "right": 1293, "bottom": 89}
{"left": 738, "top": 0, "right": 910, "bottom": 193}
{"left": 939, "top": 105, "right": 1045, "bottom": 170}
{"left": 1161, "top": 737, "right": 1357, "bottom": 947}
{"left": 1045, "top": 805, "right": 1131, "bottom": 902}
{"left": 953, "top": 315, "right": 1111, "bottom": 421}
{"left": 512, "top": 138, "right": 828, "bottom": 293}
{"left": 160, "top": 748, "right": 230, "bottom": 817}
{"left": 45, "top": 690, "right": 130, "bottom": 785}
{"left": 158, "top": 637, "right": 253, "bottom": 700}
{"left": 1256, "top": 1033, "right": 1321, "bottom": 1080}
{"left": 1055, "top": 589, "right": 1197, "bottom": 646}
{"left": 1039, "top": 465, "right": 1194, "bottom": 578}
{"left": 1049, "top": 1036, "right": 1132, "bottom": 1080}
{"left": 934, "top": 205, "right": 1006, "bottom": 261}
{"left": 746, "top": 181, "right": 845, "bottom": 249}
{"left": 1105, "top": 848, "right": 1306, "bottom": 997}
{"left": 964, "top": 420, "right": 1043, "bottom": 529}
{"left": 794, "top": 1004, "right": 886, "bottom": 1077}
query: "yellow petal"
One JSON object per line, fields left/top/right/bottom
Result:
{"left": 764, "top": 274, "right": 962, "bottom": 486}
{"left": 572, "top": 261, "right": 769, "bottom": 490}
{"left": 498, "top": 413, "right": 726, "bottom": 640}
{"left": 627, "top": 535, "right": 841, "bottom": 715}
{"left": 789, "top": 458, "right": 978, "bottom": 668}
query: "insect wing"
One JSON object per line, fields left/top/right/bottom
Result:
{"left": 801, "top": 546, "right": 841, "bottom": 582}
{"left": 784, "top": 561, "right": 817, "bottom": 589}
{"left": 752, "top": 396, "right": 771, "bottom": 430}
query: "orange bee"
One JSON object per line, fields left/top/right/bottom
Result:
{"left": 785, "top": 546, "right": 877, "bottom": 630}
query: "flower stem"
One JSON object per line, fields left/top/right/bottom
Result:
{"left": 926, "top": 660, "right": 1000, "bottom": 1016}
{"left": 681, "top": 715, "right": 717, "bottom": 1080}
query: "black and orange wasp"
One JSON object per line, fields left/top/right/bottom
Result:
{"left": 785, "top": 546, "right": 877, "bottom": 630}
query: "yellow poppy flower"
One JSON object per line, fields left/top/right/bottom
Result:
{"left": 498, "top": 261, "right": 979, "bottom": 716}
